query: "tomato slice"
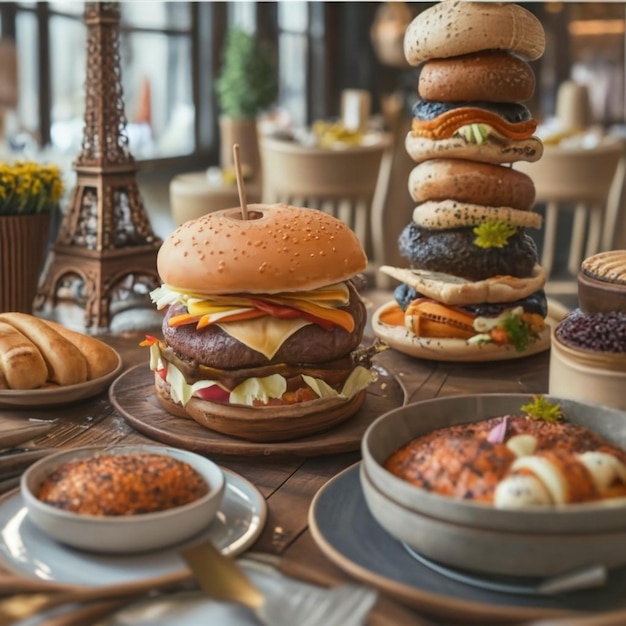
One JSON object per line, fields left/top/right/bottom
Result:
{"left": 194, "top": 384, "right": 230, "bottom": 402}
{"left": 250, "top": 299, "right": 335, "bottom": 330}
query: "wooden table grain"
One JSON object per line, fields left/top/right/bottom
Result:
{"left": 0, "top": 291, "right": 551, "bottom": 625}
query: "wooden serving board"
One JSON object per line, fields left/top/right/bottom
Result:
{"left": 109, "top": 360, "right": 404, "bottom": 457}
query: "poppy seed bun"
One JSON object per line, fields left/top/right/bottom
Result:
{"left": 157, "top": 204, "right": 368, "bottom": 295}
{"left": 412, "top": 201, "right": 542, "bottom": 230}
{"left": 418, "top": 51, "right": 535, "bottom": 103}
{"left": 409, "top": 159, "right": 535, "bottom": 210}
{"left": 404, "top": 1, "right": 545, "bottom": 66}
{"left": 406, "top": 133, "right": 544, "bottom": 165}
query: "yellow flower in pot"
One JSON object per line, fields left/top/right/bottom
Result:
{"left": 0, "top": 161, "right": 65, "bottom": 313}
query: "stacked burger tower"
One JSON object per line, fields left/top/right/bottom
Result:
{"left": 375, "top": 0, "right": 551, "bottom": 360}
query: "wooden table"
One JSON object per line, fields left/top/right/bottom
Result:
{"left": 0, "top": 290, "right": 551, "bottom": 625}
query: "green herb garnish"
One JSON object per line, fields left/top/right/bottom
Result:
{"left": 521, "top": 396, "right": 564, "bottom": 423}
{"left": 500, "top": 314, "right": 537, "bottom": 352}
{"left": 473, "top": 220, "right": 517, "bottom": 249}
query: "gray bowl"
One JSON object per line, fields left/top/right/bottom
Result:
{"left": 22, "top": 444, "right": 225, "bottom": 554}
{"left": 362, "top": 394, "right": 626, "bottom": 534}
{"left": 360, "top": 463, "right": 626, "bottom": 578}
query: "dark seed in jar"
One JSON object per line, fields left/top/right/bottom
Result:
{"left": 36, "top": 453, "right": 210, "bottom": 516}
{"left": 556, "top": 309, "right": 626, "bottom": 353}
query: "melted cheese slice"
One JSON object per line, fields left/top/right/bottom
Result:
{"left": 217, "top": 316, "right": 310, "bottom": 360}
{"left": 151, "top": 282, "right": 355, "bottom": 334}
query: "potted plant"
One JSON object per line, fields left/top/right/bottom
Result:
{"left": 215, "top": 28, "right": 278, "bottom": 182}
{"left": 0, "top": 161, "right": 64, "bottom": 313}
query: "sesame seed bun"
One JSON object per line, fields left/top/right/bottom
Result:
{"left": 157, "top": 204, "right": 368, "bottom": 295}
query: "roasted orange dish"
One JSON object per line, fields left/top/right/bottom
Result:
{"left": 385, "top": 397, "right": 626, "bottom": 508}
{"left": 37, "top": 453, "right": 210, "bottom": 516}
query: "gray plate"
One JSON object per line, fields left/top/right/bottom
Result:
{"left": 362, "top": 393, "right": 626, "bottom": 534}
{"left": 309, "top": 464, "right": 626, "bottom": 624}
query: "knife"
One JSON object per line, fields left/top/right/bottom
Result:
{"left": 0, "top": 423, "right": 54, "bottom": 449}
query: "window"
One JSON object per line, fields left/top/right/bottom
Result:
{"left": 3, "top": 2, "right": 218, "bottom": 166}
{"left": 0, "top": 2, "right": 358, "bottom": 168}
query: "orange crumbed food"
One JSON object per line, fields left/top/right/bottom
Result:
{"left": 37, "top": 453, "right": 209, "bottom": 515}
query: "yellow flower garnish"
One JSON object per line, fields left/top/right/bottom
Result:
{"left": 473, "top": 220, "right": 517, "bottom": 249}
{"left": 521, "top": 396, "right": 564, "bottom": 423}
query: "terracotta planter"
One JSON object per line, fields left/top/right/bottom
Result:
{"left": 0, "top": 213, "right": 51, "bottom": 313}
{"left": 219, "top": 116, "right": 261, "bottom": 183}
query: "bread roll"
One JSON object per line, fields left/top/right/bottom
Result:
{"left": 405, "top": 132, "right": 544, "bottom": 165}
{"left": 0, "top": 313, "right": 88, "bottom": 386}
{"left": 409, "top": 159, "right": 536, "bottom": 210}
{"left": 412, "top": 201, "right": 542, "bottom": 230}
{"left": 41, "top": 319, "right": 120, "bottom": 380}
{"left": 404, "top": 1, "right": 546, "bottom": 65}
{"left": 418, "top": 51, "right": 535, "bottom": 103}
{"left": 0, "top": 321, "right": 48, "bottom": 389}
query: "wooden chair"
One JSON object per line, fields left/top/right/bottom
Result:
{"left": 259, "top": 135, "right": 392, "bottom": 285}
{"left": 515, "top": 136, "right": 625, "bottom": 292}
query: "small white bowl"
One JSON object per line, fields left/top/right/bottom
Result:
{"left": 21, "top": 444, "right": 225, "bottom": 554}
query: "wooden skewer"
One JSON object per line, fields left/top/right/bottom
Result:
{"left": 232, "top": 144, "right": 248, "bottom": 220}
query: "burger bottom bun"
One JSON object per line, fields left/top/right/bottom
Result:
{"left": 412, "top": 201, "right": 542, "bottom": 230}
{"left": 155, "top": 374, "right": 366, "bottom": 442}
{"left": 406, "top": 133, "right": 544, "bottom": 165}
{"left": 372, "top": 301, "right": 551, "bottom": 363}
{"left": 380, "top": 264, "right": 547, "bottom": 307}
{"left": 154, "top": 374, "right": 195, "bottom": 419}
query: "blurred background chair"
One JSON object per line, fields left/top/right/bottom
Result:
{"left": 259, "top": 134, "right": 392, "bottom": 285}
{"left": 515, "top": 135, "right": 625, "bottom": 294}
{"left": 169, "top": 170, "right": 262, "bottom": 226}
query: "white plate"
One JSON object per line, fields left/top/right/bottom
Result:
{"left": 0, "top": 467, "right": 266, "bottom": 585}
{"left": 372, "top": 300, "right": 552, "bottom": 362}
{"left": 0, "top": 352, "right": 123, "bottom": 408}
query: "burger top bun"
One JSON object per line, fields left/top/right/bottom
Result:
{"left": 404, "top": 1, "right": 545, "bottom": 66}
{"left": 157, "top": 203, "right": 368, "bottom": 295}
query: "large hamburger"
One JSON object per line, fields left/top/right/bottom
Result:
{"left": 373, "top": 0, "right": 549, "bottom": 360}
{"left": 145, "top": 204, "right": 376, "bottom": 440}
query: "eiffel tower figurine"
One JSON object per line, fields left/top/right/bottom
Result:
{"left": 36, "top": 2, "right": 162, "bottom": 330}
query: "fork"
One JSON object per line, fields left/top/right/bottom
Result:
{"left": 181, "top": 541, "right": 378, "bottom": 626}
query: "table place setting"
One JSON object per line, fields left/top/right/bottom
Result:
{"left": 0, "top": 543, "right": 378, "bottom": 626}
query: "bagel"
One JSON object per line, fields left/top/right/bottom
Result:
{"left": 418, "top": 51, "right": 535, "bottom": 103}
{"left": 413, "top": 201, "right": 542, "bottom": 230}
{"left": 409, "top": 159, "right": 536, "bottom": 210}
{"left": 404, "top": 1, "right": 546, "bottom": 65}
{"left": 379, "top": 264, "right": 547, "bottom": 306}
{"left": 0, "top": 321, "right": 48, "bottom": 390}
{"left": 406, "top": 132, "right": 544, "bottom": 165}
{"left": 0, "top": 312, "right": 88, "bottom": 386}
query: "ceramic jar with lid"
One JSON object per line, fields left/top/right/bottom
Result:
{"left": 549, "top": 250, "right": 626, "bottom": 411}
